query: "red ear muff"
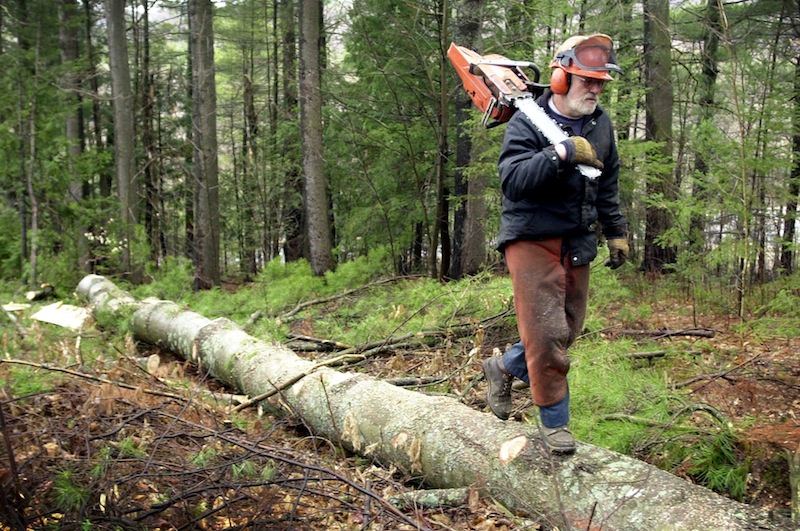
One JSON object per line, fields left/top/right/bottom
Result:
{"left": 550, "top": 68, "right": 570, "bottom": 95}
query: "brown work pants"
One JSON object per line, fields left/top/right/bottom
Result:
{"left": 504, "top": 238, "right": 590, "bottom": 407}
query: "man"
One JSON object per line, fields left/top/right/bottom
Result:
{"left": 482, "top": 34, "right": 629, "bottom": 454}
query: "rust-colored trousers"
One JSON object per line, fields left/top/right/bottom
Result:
{"left": 504, "top": 238, "right": 590, "bottom": 407}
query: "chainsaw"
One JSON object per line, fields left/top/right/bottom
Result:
{"left": 447, "top": 43, "right": 602, "bottom": 180}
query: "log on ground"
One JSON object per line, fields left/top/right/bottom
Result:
{"left": 76, "top": 274, "right": 783, "bottom": 530}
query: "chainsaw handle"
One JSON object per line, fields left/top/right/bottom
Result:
{"left": 469, "top": 62, "right": 541, "bottom": 85}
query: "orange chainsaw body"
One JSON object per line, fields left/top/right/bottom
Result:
{"left": 447, "top": 43, "right": 542, "bottom": 127}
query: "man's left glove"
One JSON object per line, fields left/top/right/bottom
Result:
{"left": 606, "top": 238, "right": 629, "bottom": 269}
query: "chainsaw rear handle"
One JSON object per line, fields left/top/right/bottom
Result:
{"left": 469, "top": 60, "right": 542, "bottom": 83}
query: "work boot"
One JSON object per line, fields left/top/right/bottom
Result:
{"left": 482, "top": 356, "right": 513, "bottom": 420}
{"left": 541, "top": 426, "right": 576, "bottom": 454}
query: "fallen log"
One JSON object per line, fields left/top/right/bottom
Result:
{"left": 789, "top": 444, "right": 799, "bottom": 524}
{"left": 76, "top": 274, "right": 784, "bottom": 530}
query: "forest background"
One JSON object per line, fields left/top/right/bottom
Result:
{"left": 0, "top": 0, "right": 799, "bottom": 527}
{"left": 0, "top": 0, "right": 798, "bottom": 296}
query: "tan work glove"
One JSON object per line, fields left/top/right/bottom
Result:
{"left": 559, "top": 136, "right": 604, "bottom": 170}
{"left": 606, "top": 238, "right": 629, "bottom": 269}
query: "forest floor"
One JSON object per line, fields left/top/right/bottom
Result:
{"left": 0, "top": 287, "right": 798, "bottom": 530}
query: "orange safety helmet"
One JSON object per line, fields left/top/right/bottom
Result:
{"left": 549, "top": 34, "right": 623, "bottom": 94}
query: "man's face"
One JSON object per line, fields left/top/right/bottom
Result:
{"left": 561, "top": 75, "right": 606, "bottom": 118}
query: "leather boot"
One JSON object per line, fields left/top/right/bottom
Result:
{"left": 482, "top": 356, "right": 514, "bottom": 420}
{"left": 541, "top": 425, "right": 576, "bottom": 454}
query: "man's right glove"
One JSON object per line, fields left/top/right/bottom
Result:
{"left": 560, "top": 136, "right": 604, "bottom": 169}
{"left": 606, "top": 238, "right": 629, "bottom": 269}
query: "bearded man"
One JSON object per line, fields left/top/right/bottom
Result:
{"left": 483, "top": 34, "right": 630, "bottom": 455}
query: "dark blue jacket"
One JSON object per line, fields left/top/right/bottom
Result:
{"left": 497, "top": 91, "right": 627, "bottom": 266}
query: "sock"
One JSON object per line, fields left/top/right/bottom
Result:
{"left": 539, "top": 389, "right": 570, "bottom": 428}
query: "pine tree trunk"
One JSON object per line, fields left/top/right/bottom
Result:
{"left": 281, "top": 0, "right": 304, "bottom": 263}
{"left": 106, "top": 0, "right": 139, "bottom": 280}
{"left": 299, "top": 0, "right": 334, "bottom": 275}
{"left": 77, "top": 274, "right": 786, "bottom": 531}
{"left": 781, "top": 55, "right": 800, "bottom": 274}
{"left": 189, "top": 0, "right": 221, "bottom": 289}
{"left": 59, "top": 0, "right": 90, "bottom": 273}
{"left": 642, "top": 0, "right": 677, "bottom": 273}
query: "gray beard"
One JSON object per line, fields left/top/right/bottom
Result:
{"left": 569, "top": 98, "right": 597, "bottom": 117}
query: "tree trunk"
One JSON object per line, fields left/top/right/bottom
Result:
{"left": 780, "top": 54, "right": 800, "bottom": 274}
{"left": 430, "top": 0, "right": 449, "bottom": 280}
{"left": 462, "top": 159, "right": 487, "bottom": 276}
{"left": 450, "top": 0, "right": 485, "bottom": 280}
{"left": 281, "top": 0, "right": 305, "bottom": 263}
{"left": 25, "top": 51, "right": 39, "bottom": 288}
{"left": 641, "top": 0, "right": 677, "bottom": 273}
{"left": 59, "top": 0, "right": 90, "bottom": 273}
{"left": 15, "top": 0, "right": 33, "bottom": 284}
{"left": 141, "top": 0, "right": 165, "bottom": 266}
{"left": 241, "top": 46, "right": 258, "bottom": 276}
{"left": 688, "top": 0, "right": 720, "bottom": 255}
{"left": 77, "top": 273, "right": 785, "bottom": 531}
{"left": 185, "top": 9, "right": 195, "bottom": 263}
{"left": 106, "top": 0, "right": 139, "bottom": 280}
{"left": 189, "top": 0, "right": 221, "bottom": 289}
{"left": 299, "top": 0, "right": 334, "bottom": 275}
{"left": 83, "top": 0, "right": 111, "bottom": 198}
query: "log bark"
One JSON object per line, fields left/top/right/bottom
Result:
{"left": 76, "top": 274, "right": 783, "bottom": 530}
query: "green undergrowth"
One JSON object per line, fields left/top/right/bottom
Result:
{"left": 569, "top": 265, "right": 755, "bottom": 500}
{"left": 567, "top": 337, "right": 750, "bottom": 500}
{"left": 130, "top": 249, "right": 517, "bottom": 346}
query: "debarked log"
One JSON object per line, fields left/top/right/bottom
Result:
{"left": 76, "top": 274, "right": 783, "bottom": 530}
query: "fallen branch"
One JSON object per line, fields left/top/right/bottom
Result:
{"left": 1, "top": 305, "right": 27, "bottom": 337}
{"left": 623, "top": 350, "right": 702, "bottom": 361}
{"left": 317, "top": 332, "right": 445, "bottom": 365}
{"left": 388, "top": 487, "right": 470, "bottom": 509}
{"left": 230, "top": 350, "right": 376, "bottom": 413}
{"left": 613, "top": 328, "right": 716, "bottom": 339}
{"left": 632, "top": 402, "right": 733, "bottom": 457}
{"left": 599, "top": 413, "right": 670, "bottom": 427}
{"left": 675, "top": 354, "right": 762, "bottom": 390}
{"left": 1, "top": 358, "right": 189, "bottom": 403}
{"left": 286, "top": 333, "right": 352, "bottom": 351}
{"left": 245, "top": 276, "right": 420, "bottom": 328}
{"left": 385, "top": 376, "right": 445, "bottom": 387}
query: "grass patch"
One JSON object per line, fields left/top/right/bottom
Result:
{"left": 569, "top": 336, "right": 673, "bottom": 453}
{"left": 52, "top": 468, "right": 92, "bottom": 512}
{"left": 4, "top": 365, "right": 56, "bottom": 397}
{"left": 568, "top": 334, "right": 752, "bottom": 500}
